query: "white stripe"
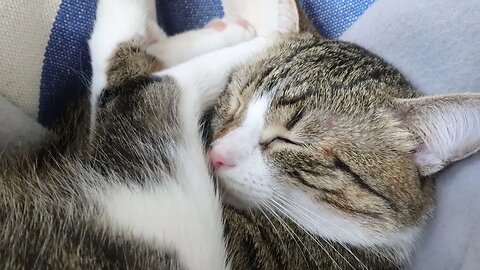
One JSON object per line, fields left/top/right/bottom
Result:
{"left": 0, "top": 0, "right": 62, "bottom": 117}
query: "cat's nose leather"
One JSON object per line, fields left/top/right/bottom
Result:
{"left": 208, "top": 148, "right": 235, "bottom": 170}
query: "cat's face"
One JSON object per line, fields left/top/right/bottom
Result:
{"left": 209, "top": 32, "right": 480, "bottom": 253}
{"left": 209, "top": 35, "right": 435, "bottom": 251}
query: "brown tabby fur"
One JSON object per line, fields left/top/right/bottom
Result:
{"left": 8, "top": 1, "right": 479, "bottom": 268}
{"left": 215, "top": 33, "right": 434, "bottom": 269}
{"left": 211, "top": 32, "right": 435, "bottom": 229}
{"left": 108, "top": 40, "right": 407, "bottom": 268}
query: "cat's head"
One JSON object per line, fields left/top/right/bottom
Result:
{"left": 208, "top": 3, "right": 480, "bottom": 254}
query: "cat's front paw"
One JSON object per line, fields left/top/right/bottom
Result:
{"left": 205, "top": 17, "right": 256, "bottom": 47}
{"left": 221, "top": 0, "right": 299, "bottom": 36}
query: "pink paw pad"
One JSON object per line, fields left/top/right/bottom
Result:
{"left": 206, "top": 20, "right": 227, "bottom": 31}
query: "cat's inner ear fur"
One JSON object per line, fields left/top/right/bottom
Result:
{"left": 394, "top": 94, "right": 480, "bottom": 176}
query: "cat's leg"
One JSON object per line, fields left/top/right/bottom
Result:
{"left": 146, "top": 17, "right": 255, "bottom": 67}
{"left": 88, "top": 1, "right": 259, "bottom": 269}
{"left": 222, "top": 0, "right": 300, "bottom": 35}
{"left": 88, "top": 0, "right": 165, "bottom": 132}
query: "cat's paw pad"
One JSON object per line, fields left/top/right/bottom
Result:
{"left": 206, "top": 20, "right": 228, "bottom": 31}
{"left": 206, "top": 17, "right": 256, "bottom": 46}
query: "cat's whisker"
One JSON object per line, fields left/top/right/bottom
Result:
{"left": 260, "top": 200, "right": 324, "bottom": 270}
{"left": 272, "top": 190, "right": 382, "bottom": 269}
{"left": 271, "top": 191, "right": 367, "bottom": 270}
{"left": 272, "top": 192, "right": 398, "bottom": 267}
{"left": 256, "top": 202, "right": 289, "bottom": 253}
{"left": 269, "top": 190, "right": 356, "bottom": 239}
{"left": 275, "top": 190, "right": 399, "bottom": 269}
{"left": 267, "top": 197, "right": 341, "bottom": 270}
{"left": 262, "top": 199, "right": 319, "bottom": 269}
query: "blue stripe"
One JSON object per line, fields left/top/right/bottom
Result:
{"left": 300, "top": 0, "right": 375, "bottom": 38}
{"left": 156, "top": 0, "right": 224, "bottom": 36}
{"left": 38, "top": 0, "right": 97, "bottom": 127}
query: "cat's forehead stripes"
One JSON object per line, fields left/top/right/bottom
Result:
{"left": 243, "top": 95, "right": 271, "bottom": 130}
{"left": 333, "top": 156, "right": 400, "bottom": 213}
{"left": 285, "top": 107, "right": 305, "bottom": 130}
{"left": 275, "top": 89, "right": 316, "bottom": 106}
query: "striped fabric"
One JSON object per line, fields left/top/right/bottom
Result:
{"left": 0, "top": 0, "right": 374, "bottom": 127}
{"left": 0, "top": 0, "right": 61, "bottom": 118}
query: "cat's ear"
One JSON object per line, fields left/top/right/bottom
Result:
{"left": 394, "top": 93, "right": 480, "bottom": 176}
{"left": 221, "top": 0, "right": 301, "bottom": 36}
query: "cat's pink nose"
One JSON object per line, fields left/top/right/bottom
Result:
{"left": 208, "top": 149, "right": 234, "bottom": 170}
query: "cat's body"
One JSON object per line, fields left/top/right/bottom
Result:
{"left": 1, "top": 0, "right": 480, "bottom": 269}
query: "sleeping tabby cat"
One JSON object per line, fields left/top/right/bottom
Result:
{"left": 1, "top": 0, "right": 479, "bottom": 269}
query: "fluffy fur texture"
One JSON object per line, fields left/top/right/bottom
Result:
{"left": 0, "top": 0, "right": 263, "bottom": 269}
{"left": 2, "top": 0, "right": 480, "bottom": 269}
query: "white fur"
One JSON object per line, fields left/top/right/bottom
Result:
{"left": 211, "top": 96, "right": 275, "bottom": 207}
{"left": 94, "top": 152, "right": 227, "bottom": 270}
{"left": 222, "top": 0, "right": 299, "bottom": 36}
{"left": 156, "top": 37, "right": 271, "bottom": 138}
{"left": 146, "top": 18, "right": 256, "bottom": 67}
{"left": 416, "top": 100, "right": 480, "bottom": 175}
{"left": 0, "top": 95, "right": 48, "bottom": 155}
{"left": 397, "top": 95, "right": 480, "bottom": 175}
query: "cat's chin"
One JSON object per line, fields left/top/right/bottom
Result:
{"left": 216, "top": 177, "right": 270, "bottom": 210}
{"left": 218, "top": 183, "right": 264, "bottom": 210}
{"left": 214, "top": 168, "right": 275, "bottom": 209}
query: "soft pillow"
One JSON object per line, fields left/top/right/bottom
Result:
{"left": 340, "top": 0, "right": 480, "bottom": 268}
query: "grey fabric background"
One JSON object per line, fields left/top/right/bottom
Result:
{"left": 340, "top": 0, "right": 480, "bottom": 269}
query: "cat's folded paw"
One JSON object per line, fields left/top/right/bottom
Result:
{"left": 221, "top": 0, "right": 299, "bottom": 36}
{"left": 205, "top": 17, "right": 256, "bottom": 47}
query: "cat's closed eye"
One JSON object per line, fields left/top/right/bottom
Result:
{"left": 260, "top": 136, "right": 300, "bottom": 148}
